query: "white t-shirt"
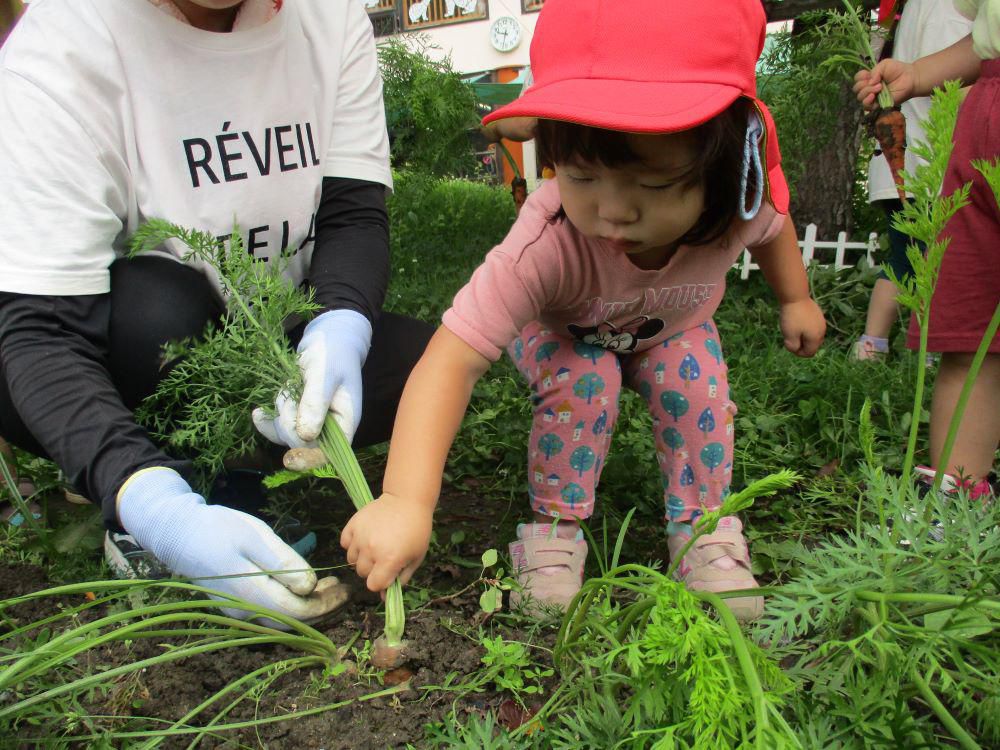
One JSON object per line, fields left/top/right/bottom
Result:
{"left": 868, "top": 0, "right": 973, "bottom": 202}
{"left": 955, "top": 0, "right": 1000, "bottom": 59}
{"left": 0, "top": 0, "right": 391, "bottom": 296}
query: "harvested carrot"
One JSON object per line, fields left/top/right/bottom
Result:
{"left": 874, "top": 105, "right": 907, "bottom": 200}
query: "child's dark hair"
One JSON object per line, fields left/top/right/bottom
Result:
{"left": 535, "top": 97, "right": 756, "bottom": 246}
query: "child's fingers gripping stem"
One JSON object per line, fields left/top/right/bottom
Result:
{"left": 853, "top": 60, "right": 918, "bottom": 109}
{"left": 341, "top": 493, "right": 434, "bottom": 592}
{"left": 340, "top": 326, "right": 492, "bottom": 594}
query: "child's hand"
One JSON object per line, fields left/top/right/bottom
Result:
{"left": 854, "top": 59, "right": 917, "bottom": 109}
{"left": 779, "top": 299, "right": 826, "bottom": 357}
{"left": 340, "top": 493, "right": 434, "bottom": 594}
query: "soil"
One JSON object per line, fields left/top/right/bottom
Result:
{"left": 0, "top": 475, "right": 591, "bottom": 750}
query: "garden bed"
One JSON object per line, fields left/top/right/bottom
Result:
{"left": 0, "top": 481, "right": 569, "bottom": 749}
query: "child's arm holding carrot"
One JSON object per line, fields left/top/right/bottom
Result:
{"left": 749, "top": 215, "right": 827, "bottom": 357}
{"left": 854, "top": 34, "right": 981, "bottom": 108}
{"left": 340, "top": 327, "right": 490, "bottom": 593}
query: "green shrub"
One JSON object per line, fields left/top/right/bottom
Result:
{"left": 378, "top": 38, "right": 481, "bottom": 177}
{"left": 385, "top": 170, "right": 516, "bottom": 322}
{"left": 383, "top": 171, "right": 527, "bottom": 499}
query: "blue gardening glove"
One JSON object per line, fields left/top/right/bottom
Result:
{"left": 253, "top": 309, "right": 372, "bottom": 447}
{"left": 117, "top": 468, "right": 349, "bottom": 625}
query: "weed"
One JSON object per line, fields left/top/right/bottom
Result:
{"left": 478, "top": 636, "right": 553, "bottom": 704}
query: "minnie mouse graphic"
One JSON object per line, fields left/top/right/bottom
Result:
{"left": 567, "top": 316, "right": 665, "bottom": 352}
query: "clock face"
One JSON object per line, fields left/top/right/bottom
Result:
{"left": 489, "top": 16, "right": 521, "bottom": 52}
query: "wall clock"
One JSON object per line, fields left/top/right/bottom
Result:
{"left": 489, "top": 16, "right": 521, "bottom": 52}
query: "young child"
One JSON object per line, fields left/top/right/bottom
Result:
{"left": 855, "top": 0, "right": 999, "bottom": 499}
{"left": 342, "top": 0, "right": 826, "bottom": 621}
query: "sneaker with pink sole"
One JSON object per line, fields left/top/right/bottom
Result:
{"left": 508, "top": 523, "right": 587, "bottom": 613}
{"left": 667, "top": 516, "right": 763, "bottom": 621}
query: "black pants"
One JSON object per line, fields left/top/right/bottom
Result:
{"left": 0, "top": 256, "right": 434, "bottom": 459}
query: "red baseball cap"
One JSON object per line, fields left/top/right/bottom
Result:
{"left": 483, "top": 0, "right": 789, "bottom": 214}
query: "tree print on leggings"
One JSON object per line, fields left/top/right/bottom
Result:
{"left": 661, "top": 390, "right": 689, "bottom": 422}
{"left": 667, "top": 494, "right": 686, "bottom": 521}
{"left": 697, "top": 407, "right": 716, "bottom": 436}
{"left": 704, "top": 338, "right": 723, "bottom": 365}
{"left": 573, "top": 373, "right": 606, "bottom": 404}
{"left": 538, "top": 432, "right": 564, "bottom": 460}
{"left": 701, "top": 442, "right": 725, "bottom": 473}
{"left": 679, "top": 353, "right": 701, "bottom": 388}
{"left": 573, "top": 341, "right": 606, "bottom": 365}
{"left": 535, "top": 341, "right": 560, "bottom": 362}
{"left": 679, "top": 464, "right": 695, "bottom": 488}
{"left": 561, "top": 482, "right": 585, "bottom": 510}
{"left": 513, "top": 338, "right": 524, "bottom": 361}
{"left": 661, "top": 426, "right": 685, "bottom": 454}
{"left": 593, "top": 410, "right": 609, "bottom": 436}
{"left": 569, "top": 446, "right": 596, "bottom": 477}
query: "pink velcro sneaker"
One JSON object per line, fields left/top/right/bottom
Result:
{"left": 667, "top": 516, "right": 764, "bottom": 621}
{"left": 509, "top": 523, "right": 587, "bottom": 613}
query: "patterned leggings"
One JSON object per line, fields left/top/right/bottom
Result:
{"left": 508, "top": 319, "right": 735, "bottom": 524}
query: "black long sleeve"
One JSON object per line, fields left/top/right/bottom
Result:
{"left": 0, "top": 292, "right": 187, "bottom": 526}
{"left": 308, "top": 176, "right": 390, "bottom": 324}
{"left": 0, "top": 178, "right": 389, "bottom": 526}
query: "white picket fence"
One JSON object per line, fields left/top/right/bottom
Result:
{"left": 737, "top": 223, "right": 878, "bottom": 280}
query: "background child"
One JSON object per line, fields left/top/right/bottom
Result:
{"left": 855, "top": 0, "right": 999, "bottom": 498}
{"left": 855, "top": 0, "right": 973, "bottom": 361}
{"left": 342, "top": 0, "right": 826, "bottom": 621}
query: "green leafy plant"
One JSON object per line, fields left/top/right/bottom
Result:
{"left": 479, "top": 635, "right": 553, "bottom": 704}
{"left": 421, "top": 711, "right": 527, "bottom": 750}
{"left": 478, "top": 548, "right": 514, "bottom": 614}
{"left": 131, "top": 222, "right": 315, "bottom": 480}
{"left": 760, "top": 464, "right": 1000, "bottom": 749}
{"left": 378, "top": 37, "right": 481, "bottom": 177}
{"left": 532, "top": 472, "right": 802, "bottom": 750}
{"left": 385, "top": 170, "right": 516, "bottom": 322}
{"left": 0, "top": 579, "right": 407, "bottom": 744}
{"left": 129, "top": 220, "right": 408, "bottom": 663}
{"left": 883, "top": 81, "right": 971, "bottom": 499}
{"left": 818, "top": 1, "right": 893, "bottom": 110}
{"left": 756, "top": 82, "right": 1000, "bottom": 750}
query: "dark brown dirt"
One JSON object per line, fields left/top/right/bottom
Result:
{"left": 0, "top": 482, "right": 564, "bottom": 749}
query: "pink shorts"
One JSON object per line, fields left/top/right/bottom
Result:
{"left": 908, "top": 59, "right": 1000, "bottom": 354}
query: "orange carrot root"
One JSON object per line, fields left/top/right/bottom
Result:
{"left": 874, "top": 106, "right": 907, "bottom": 200}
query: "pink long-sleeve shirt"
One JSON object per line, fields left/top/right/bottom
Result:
{"left": 443, "top": 179, "right": 785, "bottom": 361}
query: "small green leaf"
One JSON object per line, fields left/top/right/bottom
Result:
{"left": 52, "top": 514, "right": 104, "bottom": 553}
{"left": 481, "top": 548, "right": 498, "bottom": 568}
{"left": 263, "top": 469, "right": 311, "bottom": 489}
{"left": 479, "top": 587, "right": 501, "bottom": 613}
